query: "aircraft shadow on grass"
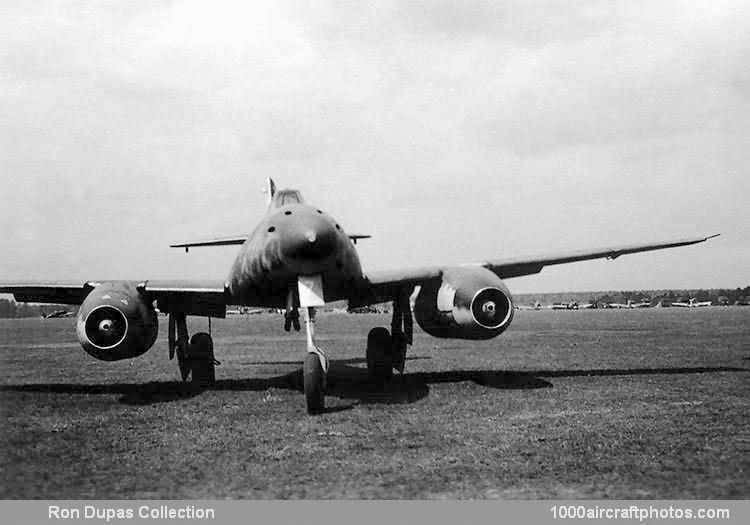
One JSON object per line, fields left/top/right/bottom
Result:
{"left": 1, "top": 364, "right": 746, "bottom": 409}
{"left": 240, "top": 356, "right": 432, "bottom": 366}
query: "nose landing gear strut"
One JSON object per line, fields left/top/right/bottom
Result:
{"left": 302, "top": 306, "right": 329, "bottom": 414}
{"left": 294, "top": 275, "right": 329, "bottom": 414}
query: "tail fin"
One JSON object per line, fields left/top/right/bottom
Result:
{"left": 266, "top": 177, "right": 276, "bottom": 206}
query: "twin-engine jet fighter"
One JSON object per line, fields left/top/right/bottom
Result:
{"left": 0, "top": 180, "right": 719, "bottom": 413}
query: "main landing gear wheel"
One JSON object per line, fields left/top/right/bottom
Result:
{"left": 303, "top": 353, "right": 326, "bottom": 414}
{"left": 189, "top": 332, "right": 216, "bottom": 388}
{"left": 367, "top": 327, "right": 393, "bottom": 383}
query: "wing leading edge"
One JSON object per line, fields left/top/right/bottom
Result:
{"left": 362, "top": 234, "right": 720, "bottom": 299}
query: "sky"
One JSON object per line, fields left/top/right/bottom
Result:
{"left": 1, "top": 0, "right": 748, "bottom": 293}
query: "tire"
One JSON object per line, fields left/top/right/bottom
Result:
{"left": 189, "top": 332, "right": 215, "bottom": 388}
{"left": 366, "top": 327, "right": 393, "bottom": 383}
{"left": 303, "top": 353, "right": 326, "bottom": 414}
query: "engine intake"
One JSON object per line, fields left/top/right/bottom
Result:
{"left": 84, "top": 305, "right": 128, "bottom": 349}
{"left": 76, "top": 282, "right": 158, "bottom": 361}
{"left": 414, "top": 267, "right": 514, "bottom": 340}
{"left": 471, "top": 287, "right": 512, "bottom": 329}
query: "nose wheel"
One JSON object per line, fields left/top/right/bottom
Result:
{"left": 302, "top": 306, "right": 329, "bottom": 414}
{"left": 303, "top": 353, "right": 325, "bottom": 414}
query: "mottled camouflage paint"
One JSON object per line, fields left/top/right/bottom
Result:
{"left": 227, "top": 203, "right": 365, "bottom": 307}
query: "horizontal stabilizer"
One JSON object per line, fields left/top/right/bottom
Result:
{"left": 170, "top": 236, "right": 248, "bottom": 252}
{"left": 348, "top": 234, "right": 371, "bottom": 245}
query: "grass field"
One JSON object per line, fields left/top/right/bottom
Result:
{"left": 1, "top": 307, "right": 748, "bottom": 499}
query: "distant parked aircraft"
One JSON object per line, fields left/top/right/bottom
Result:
{"left": 607, "top": 302, "right": 627, "bottom": 309}
{"left": 517, "top": 302, "right": 544, "bottom": 311}
{"left": 42, "top": 309, "right": 73, "bottom": 319}
{"left": 673, "top": 298, "right": 712, "bottom": 307}
{"left": 627, "top": 299, "right": 651, "bottom": 308}
{"left": 551, "top": 301, "right": 578, "bottom": 310}
{"left": 607, "top": 299, "right": 651, "bottom": 309}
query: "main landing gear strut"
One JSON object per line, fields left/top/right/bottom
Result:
{"left": 366, "top": 288, "right": 413, "bottom": 384}
{"left": 168, "top": 312, "right": 218, "bottom": 388}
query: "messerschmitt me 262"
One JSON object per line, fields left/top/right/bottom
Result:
{"left": 1, "top": 179, "right": 718, "bottom": 413}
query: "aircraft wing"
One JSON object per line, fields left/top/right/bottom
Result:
{"left": 360, "top": 234, "right": 719, "bottom": 302}
{"left": 0, "top": 280, "right": 229, "bottom": 317}
{"left": 0, "top": 281, "right": 97, "bottom": 304}
{"left": 481, "top": 234, "right": 719, "bottom": 279}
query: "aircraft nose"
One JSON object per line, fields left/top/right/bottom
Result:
{"left": 280, "top": 213, "right": 338, "bottom": 262}
{"left": 295, "top": 228, "right": 336, "bottom": 259}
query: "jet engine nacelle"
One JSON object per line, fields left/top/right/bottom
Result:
{"left": 414, "top": 267, "right": 514, "bottom": 340}
{"left": 76, "top": 282, "right": 158, "bottom": 361}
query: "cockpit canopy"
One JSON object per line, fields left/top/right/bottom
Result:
{"left": 271, "top": 189, "right": 305, "bottom": 208}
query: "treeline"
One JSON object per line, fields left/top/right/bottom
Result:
{"left": 0, "top": 299, "right": 78, "bottom": 319}
{"left": 2, "top": 286, "right": 749, "bottom": 318}
{"left": 512, "top": 287, "right": 750, "bottom": 307}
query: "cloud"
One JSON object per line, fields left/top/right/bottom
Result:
{"left": 0, "top": 0, "right": 748, "bottom": 291}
